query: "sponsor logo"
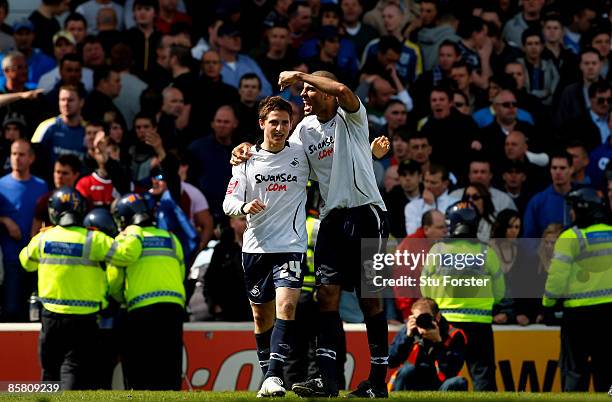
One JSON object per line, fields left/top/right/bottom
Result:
{"left": 250, "top": 286, "right": 260, "bottom": 297}
{"left": 255, "top": 173, "right": 298, "bottom": 184}
{"left": 318, "top": 148, "right": 333, "bottom": 160}
{"left": 266, "top": 183, "right": 287, "bottom": 192}
{"left": 307, "top": 136, "right": 334, "bottom": 155}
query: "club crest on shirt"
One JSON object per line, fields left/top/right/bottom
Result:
{"left": 290, "top": 158, "right": 299, "bottom": 168}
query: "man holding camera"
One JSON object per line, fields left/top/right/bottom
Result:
{"left": 388, "top": 298, "right": 468, "bottom": 391}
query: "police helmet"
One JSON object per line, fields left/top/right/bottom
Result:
{"left": 83, "top": 208, "right": 118, "bottom": 237}
{"left": 48, "top": 187, "right": 87, "bottom": 227}
{"left": 111, "top": 193, "right": 151, "bottom": 229}
{"left": 445, "top": 201, "right": 480, "bottom": 238}
{"left": 566, "top": 187, "right": 608, "bottom": 228}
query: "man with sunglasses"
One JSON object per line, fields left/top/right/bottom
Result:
{"left": 480, "top": 88, "right": 548, "bottom": 161}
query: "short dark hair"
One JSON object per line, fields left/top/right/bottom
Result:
{"left": 542, "top": 12, "right": 563, "bottom": 26}
{"left": 239, "top": 73, "right": 262, "bottom": 90}
{"left": 64, "top": 12, "right": 87, "bottom": 29}
{"left": 394, "top": 126, "right": 413, "bottom": 142}
{"left": 133, "top": 111, "right": 157, "bottom": 128}
{"left": 60, "top": 53, "right": 82, "bottom": 68}
{"left": 133, "top": 0, "right": 158, "bottom": 13}
{"left": 408, "top": 131, "right": 430, "bottom": 143}
{"left": 82, "top": 34, "right": 103, "bottom": 48}
{"left": 93, "top": 65, "right": 115, "bottom": 88}
{"left": 550, "top": 150, "right": 573, "bottom": 167}
{"left": 566, "top": 140, "right": 588, "bottom": 154}
{"left": 521, "top": 26, "right": 543, "bottom": 45}
{"left": 288, "top": 1, "right": 309, "bottom": 19}
{"left": 0, "top": 0, "right": 8, "bottom": 13}
{"left": 450, "top": 60, "right": 472, "bottom": 74}
{"left": 85, "top": 119, "right": 105, "bottom": 129}
{"left": 378, "top": 35, "right": 403, "bottom": 54}
{"left": 397, "top": 159, "right": 421, "bottom": 176}
{"left": 258, "top": 96, "right": 293, "bottom": 121}
{"left": 169, "top": 45, "right": 193, "bottom": 68}
{"left": 426, "top": 163, "right": 449, "bottom": 181}
{"left": 320, "top": 3, "right": 343, "bottom": 20}
{"left": 580, "top": 46, "right": 603, "bottom": 62}
{"left": 55, "top": 153, "right": 82, "bottom": 173}
{"left": 42, "top": 0, "right": 66, "bottom": 5}
{"left": 469, "top": 154, "right": 492, "bottom": 169}
{"left": 588, "top": 79, "right": 612, "bottom": 98}
{"left": 490, "top": 74, "right": 517, "bottom": 91}
{"left": 438, "top": 39, "right": 460, "bottom": 55}
{"left": 430, "top": 85, "right": 453, "bottom": 101}
{"left": 457, "top": 15, "right": 485, "bottom": 39}
{"left": 384, "top": 99, "right": 405, "bottom": 112}
{"left": 502, "top": 159, "right": 528, "bottom": 174}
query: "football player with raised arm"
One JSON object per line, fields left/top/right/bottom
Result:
{"left": 233, "top": 71, "right": 390, "bottom": 398}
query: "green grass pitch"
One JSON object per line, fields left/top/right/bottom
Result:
{"left": 0, "top": 391, "right": 608, "bottom": 401}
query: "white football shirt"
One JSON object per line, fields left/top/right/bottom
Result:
{"left": 289, "top": 100, "right": 386, "bottom": 218}
{"left": 223, "top": 143, "right": 310, "bottom": 253}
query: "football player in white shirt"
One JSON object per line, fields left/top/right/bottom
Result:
{"left": 233, "top": 71, "right": 391, "bottom": 398}
{"left": 223, "top": 96, "right": 309, "bottom": 397}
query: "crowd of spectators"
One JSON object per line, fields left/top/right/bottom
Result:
{"left": 0, "top": 0, "right": 612, "bottom": 324}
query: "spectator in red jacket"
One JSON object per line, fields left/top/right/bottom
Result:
{"left": 393, "top": 209, "right": 448, "bottom": 321}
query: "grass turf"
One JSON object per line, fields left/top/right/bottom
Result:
{"left": 0, "top": 391, "right": 608, "bottom": 402}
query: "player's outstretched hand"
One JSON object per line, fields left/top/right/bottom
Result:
{"left": 371, "top": 136, "right": 390, "bottom": 159}
{"left": 244, "top": 199, "right": 266, "bottom": 215}
{"left": 231, "top": 142, "right": 253, "bottom": 166}
{"left": 278, "top": 71, "right": 302, "bottom": 91}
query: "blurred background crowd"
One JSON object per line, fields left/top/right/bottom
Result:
{"left": 0, "top": 0, "right": 612, "bottom": 326}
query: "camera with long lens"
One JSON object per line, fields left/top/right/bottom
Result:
{"left": 416, "top": 313, "right": 436, "bottom": 330}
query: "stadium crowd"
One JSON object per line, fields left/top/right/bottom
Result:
{"left": 0, "top": 0, "right": 612, "bottom": 393}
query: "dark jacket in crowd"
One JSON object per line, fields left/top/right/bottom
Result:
{"left": 419, "top": 109, "right": 480, "bottom": 181}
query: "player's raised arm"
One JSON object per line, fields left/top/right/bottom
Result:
{"left": 279, "top": 71, "right": 360, "bottom": 113}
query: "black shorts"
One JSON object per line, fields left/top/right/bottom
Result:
{"left": 242, "top": 252, "right": 306, "bottom": 304}
{"left": 314, "top": 204, "right": 388, "bottom": 292}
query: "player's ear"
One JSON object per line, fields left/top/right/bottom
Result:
{"left": 259, "top": 119, "right": 265, "bottom": 130}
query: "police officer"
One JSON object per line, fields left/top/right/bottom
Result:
{"left": 108, "top": 193, "right": 186, "bottom": 391}
{"left": 19, "top": 187, "right": 143, "bottom": 390}
{"left": 543, "top": 187, "right": 612, "bottom": 391}
{"left": 421, "top": 201, "right": 505, "bottom": 391}
{"left": 83, "top": 208, "right": 119, "bottom": 237}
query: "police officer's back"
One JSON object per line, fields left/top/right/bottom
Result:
{"left": 543, "top": 188, "right": 612, "bottom": 391}
{"left": 19, "top": 188, "right": 143, "bottom": 390}
{"left": 108, "top": 193, "right": 186, "bottom": 391}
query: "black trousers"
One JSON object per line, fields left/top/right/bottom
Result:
{"left": 449, "top": 321, "right": 497, "bottom": 391}
{"left": 123, "top": 303, "right": 184, "bottom": 390}
{"left": 560, "top": 302, "right": 612, "bottom": 392}
{"left": 39, "top": 308, "right": 99, "bottom": 390}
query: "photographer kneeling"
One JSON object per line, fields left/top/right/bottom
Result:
{"left": 388, "top": 298, "right": 468, "bottom": 391}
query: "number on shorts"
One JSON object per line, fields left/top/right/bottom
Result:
{"left": 279, "top": 261, "right": 301, "bottom": 279}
